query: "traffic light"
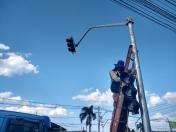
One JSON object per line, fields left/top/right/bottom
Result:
{"left": 121, "top": 72, "right": 140, "bottom": 115}
{"left": 128, "top": 99, "right": 140, "bottom": 114}
{"left": 66, "top": 37, "right": 76, "bottom": 53}
{"left": 123, "top": 85, "right": 137, "bottom": 100}
{"left": 120, "top": 72, "right": 130, "bottom": 84}
{"left": 122, "top": 85, "right": 140, "bottom": 114}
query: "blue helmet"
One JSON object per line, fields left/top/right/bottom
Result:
{"left": 114, "top": 60, "right": 124, "bottom": 68}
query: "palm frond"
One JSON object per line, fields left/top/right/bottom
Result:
{"left": 79, "top": 105, "right": 96, "bottom": 128}
{"left": 81, "top": 106, "right": 89, "bottom": 112}
{"left": 79, "top": 112, "right": 87, "bottom": 123}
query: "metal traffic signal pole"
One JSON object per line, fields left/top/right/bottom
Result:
{"left": 127, "top": 17, "right": 152, "bottom": 132}
{"left": 66, "top": 17, "right": 151, "bottom": 132}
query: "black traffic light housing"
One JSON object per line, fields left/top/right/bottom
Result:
{"left": 66, "top": 37, "right": 77, "bottom": 53}
{"left": 121, "top": 72, "right": 140, "bottom": 115}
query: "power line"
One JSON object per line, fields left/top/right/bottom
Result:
{"left": 112, "top": 0, "right": 176, "bottom": 32}
{"left": 165, "top": 0, "right": 176, "bottom": 7}
{"left": 111, "top": 0, "right": 176, "bottom": 33}
{"left": 158, "top": 0, "right": 176, "bottom": 12}
{"left": 0, "top": 97, "right": 83, "bottom": 109}
{"left": 1, "top": 96, "right": 175, "bottom": 122}
{"left": 149, "top": 106, "right": 176, "bottom": 113}
{"left": 134, "top": 0, "right": 176, "bottom": 22}
{"left": 50, "top": 116, "right": 80, "bottom": 119}
{"left": 57, "top": 122, "right": 98, "bottom": 126}
{"left": 0, "top": 97, "right": 103, "bottom": 112}
{"left": 149, "top": 103, "right": 176, "bottom": 110}
{"left": 131, "top": 0, "right": 176, "bottom": 27}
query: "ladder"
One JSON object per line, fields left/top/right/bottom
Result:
{"left": 110, "top": 45, "right": 134, "bottom": 132}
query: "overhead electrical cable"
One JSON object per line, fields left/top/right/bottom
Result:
{"left": 111, "top": 0, "right": 176, "bottom": 33}
{"left": 130, "top": 0, "right": 176, "bottom": 27}
{"left": 165, "top": 0, "right": 176, "bottom": 7}
{"left": 158, "top": 0, "right": 176, "bottom": 12}
{"left": 0, "top": 97, "right": 83, "bottom": 109}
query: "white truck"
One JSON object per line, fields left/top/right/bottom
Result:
{"left": 0, "top": 110, "right": 66, "bottom": 132}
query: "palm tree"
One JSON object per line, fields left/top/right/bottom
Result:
{"left": 79, "top": 105, "right": 96, "bottom": 132}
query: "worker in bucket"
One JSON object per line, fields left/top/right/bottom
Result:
{"left": 109, "top": 60, "right": 125, "bottom": 109}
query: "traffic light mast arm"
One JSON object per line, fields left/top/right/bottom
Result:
{"left": 76, "top": 21, "right": 128, "bottom": 47}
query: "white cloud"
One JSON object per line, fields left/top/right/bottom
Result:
{"left": 0, "top": 43, "right": 10, "bottom": 50}
{"left": 0, "top": 91, "right": 22, "bottom": 101}
{"left": 148, "top": 95, "right": 163, "bottom": 107}
{"left": 72, "top": 89, "right": 113, "bottom": 106}
{"left": 3, "top": 106, "right": 68, "bottom": 117}
{"left": 0, "top": 52, "right": 38, "bottom": 76}
{"left": 150, "top": 114, "right": 170, "bottom": 132}
{"left": 146, "top": 91, "right": 176, "bottom": 107}
{"left": 0, "top": 91, "right": 68, "bottom": 117}
{"left": 163, "top": 92, "right": 176, "bottom": 104}
{"left": 0, "top": 91, "right": 28, "bottom": 105}
{"left": 10, "top": 96, "right": 22, "bottom": 100}
{"left": 151, "top": 112, "right": 167, "bottom": 121}
{"left": 72, "top": 88, "right": 176, "bottom": 109}
{"left": 145, "top": 91, "right": 176, "bottom": 121}
{"left": 145, "top": 91, "right": 164, "bottom": 107}
{"left": 0, "top": 91, "right": 13, "bottom": 98}
{"left": 0, "top": 43, "right": 38, "bottom": 77}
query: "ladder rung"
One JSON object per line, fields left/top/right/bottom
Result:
{"left": 119, "top": 120, "right": 127, "bottom": 123}
{"left": 122, "top": 106, "right": 127, "bottom": 110}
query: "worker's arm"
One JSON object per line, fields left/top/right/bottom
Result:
{"left": 109, "top": 70, "right": 121, "bottom": 82}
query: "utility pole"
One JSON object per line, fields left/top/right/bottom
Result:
{"left": 127, "top": 17, "right": 151, "bottom": 132}
{"left": 98, "top": 106, "right": 100, "bottom": 132}
{"left": 167, "top": 118, "right": 173, "bottom": 132}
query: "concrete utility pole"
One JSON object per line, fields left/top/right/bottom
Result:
{"left": 66, "top": 17, "right": 151, "bottom": 132}
{"left": 127, "top": 17, "right": 151, "bottom": 132}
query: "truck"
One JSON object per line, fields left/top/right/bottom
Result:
{"left": 0, "top": 110, "right": 66, "bottom": 132}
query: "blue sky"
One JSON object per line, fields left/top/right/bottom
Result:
{"left": 0, "top": 0, "right": 176, "bottom": 131}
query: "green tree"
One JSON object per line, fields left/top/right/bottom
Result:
{"left": 79, "top": 105, "right": 96, "bottom": 132}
